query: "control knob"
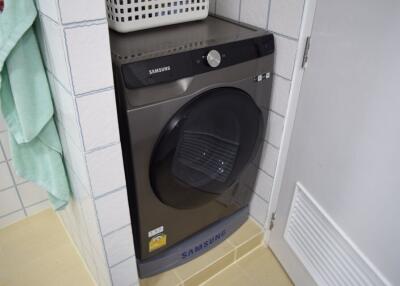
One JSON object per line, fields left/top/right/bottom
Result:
{"left": 206, "top": 50, "right": 222, "bottom": 68}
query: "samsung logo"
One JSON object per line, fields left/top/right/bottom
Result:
{"left": 149, "top": 66, "right": 171, "bottom": 75}
{"left": 181, "top": 230, "right": 227, "bottom": 259}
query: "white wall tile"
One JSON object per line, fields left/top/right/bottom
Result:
{"left": 25, "top": 200, "right": 51, "bottom": 216}
{"left": 65, "top": 23, "right": 114, "bottom": 94}
{"left": 59, "top": 0, "right": 107, "bottom": 24}
{"left": 57, "top": 125, "right": 91, "bottom": 190}
{"left": 254, "top": 170, "right": 273, "bottom": 201}
{"left": 95, "top": 190, "right": 131, "bottom": 235}
{"left": 18, "top": 182, "right": 48, "bottom": 207}
{"left": 0, "top": 210, "right": 25, "bottom": 229}
{"left": 66, "top": 164, "right": 91, "bottom": 200}
{"left": 9, "top": 161, "right": 27, "bottom": 185}
{"left": 216, "top": 0, "right": 241, "bottom": 20}
{"left": 270, "top": 75, "right": 291, "bottom": 116}
{"left": 268, "top": 0, "right": 304, "bottom": 39}
{"left": 104, "top": 226, "right": 135, "bottom": 266}
{"left": 49, "top": 73, "right": 83, "bottom": 148}
{"left": 86, "top": 144, "right": 126, "bottom": 198}
{"left": 110, "top": 257, "right": 138, "bottom": 286}
{"left": 39, "top": 15, "right": 72, "bottom": 91}
{"left": 260, "top": 143, "right": 279, "bottom": 177}
{"left": 209, "top": 0, "right": 216, "bottom": 14}
{"left": 273, "top": 35, "right": 298, "bottom": 80}
{"left": 77, "top": 90, "right": 120, "bottom": 151}
{"left": 0, "top": 132, "right": 11, "bottom": 160}
{"left": 35, "top": 0, "right": 60, "bottom": 22}
{"left": 0, "top": 188, "right": 22, "bottom": 217}
{"left": 240, "top": 0, "right": 270, "bottom": 28}
{"left": 250, "top": 193, "right": 268, "bottom": 225}
{"left": 0, "top": 163, "right": 13, "bottom": 190}
{"left": 265, "top": 111, "right": 284, "bottom": 148}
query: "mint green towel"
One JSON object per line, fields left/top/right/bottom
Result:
{"left": 0, "top": 0, "right": 70, "bottom": 210}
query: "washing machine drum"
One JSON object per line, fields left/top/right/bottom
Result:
{"left": 150, "top": 87, "right": 263, "bottom": 209}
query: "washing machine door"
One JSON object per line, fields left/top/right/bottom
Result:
{"left": 150, "top": 87, "right": 264, "bottom": 209}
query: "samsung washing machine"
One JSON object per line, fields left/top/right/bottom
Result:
{"left": 110, "top": 16, "right": 274, "bottom": 278}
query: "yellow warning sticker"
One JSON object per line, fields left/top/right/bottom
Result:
{"left": 149, "top": 234, "right": 167, "bottom": 252}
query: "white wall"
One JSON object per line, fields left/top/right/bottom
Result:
{"left": 34, "top": 0, "right": 138, "bottom": 285}
{"left": 278, "top": 0, "right": 400, "bottom": 284}
{"left": 0, "top": 118, "right": 50, "bottom": 227}
{"left": 211, "top": 0, "right": 306, "bottom": 228}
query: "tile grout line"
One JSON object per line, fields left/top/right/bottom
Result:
{"left": 0, "top": 208, "right": 24, "bottom": 220}
{"left": 94, "top": 186, "right": 127, "bottom": 201}
{"left": 0, "top": 143, "right": 27, "bottom": 216}
{"left": 102, "top": 222, "right": 131, "bottom": 238}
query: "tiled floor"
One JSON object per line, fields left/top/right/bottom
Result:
{"left": 0, "top": 210, "right": 292, "bottom": 286}
{"left": 140, "top": 219, "right": 293, "bottom": 286}
{"left": 0, "top": 209, "right": 94, "bottom": 286}
{"left": 202, "top": 247, "right": 293, "bottom": 286}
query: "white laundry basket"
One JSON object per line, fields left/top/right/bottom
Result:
{"left": 106, "top": 0, "right": 209, "bottom": 33}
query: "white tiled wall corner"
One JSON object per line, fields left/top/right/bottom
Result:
{"left": 250, "top": 193, "right": 269, "bottom": 225}
{"left": 86, "top": 144, "right": 126, "bottom": 198}
{"left": 0, "top": 162, "right": 13, "bottom": 190}
{"left": 18, "top": 182, "right": 48, "bottom": 207}
{"left": 35, "top": 0, "right": 60, "bottom": 22}
{"left": 76, "top": 90, "right": 120, "bottom": 151}
{"left": 0, "top": 188, "right": 22, "bottom": 217}
{"left": 39, "top": 14, "right": 72, "bottom": 91}
{"left": 268, "top": 0, "right": 305, "bottom": 39}
{"left": 58, "top": 0, "right": 107, "bottom": 24}
{"left": 0, "top": 210, "right": 25, "bottom": 229}
{"left": 95, "top": 189, "right": 131, "bottom": 235}
{"left": 49, "top": 73, "right": 83, "bottom": 149}
{"left": 216, "top": 0, "right": 241, "bottom": 20}
{"left": 265, "top": 111, "right": 285, "bottom": 148}
{"left": 260, "top": 142, "right": 279, "bottom": 177}
{"left": 0, "top": 132, "right": 11, "bottom": 160}
{"left": 273, "top": 35, "right": 298, "bottom": 80}
{"left": 104, "top": 225, "right": 135, "bottom": 267}
{"left": 240, "top": 0, "right": 270, "bottom": 28}
{"left": 25, "top": 200, "right": 51, "bottom": 216}
{"left": 270, "top": 75, "right": 291, "bottom": 116}
{"left": 79, "top": 197, "right": 113, "bottom": 286}
{"left": 57, "top": 124, "right": 91, "bottom": 190}
{"left": 110, "top": 257, "right": 139, "bottom": 286}
{"left": 254, "top": 170, "right": 273, "bottom": 202}
{"left": 64, "top": 23, "right": 114, "bottom": 94}
{"left": 209, "top": 0, "right": 216, "bottom": 14}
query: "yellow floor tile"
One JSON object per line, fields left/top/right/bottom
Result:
{"left": 140, "top": 269, "right": 182, "bottom": 286}
{"left": 0, "top": 209, "right": 94, "bottom": 286}
{"left": 174, "top": 240, "right": 235, "bottom": 284}
{"left": 227, "top": 219, "right": 262, "bottom": 248}
{"left": 237, "top": 246, "right": 293, "bottom": 286}
{"left": 201, "top": 263, "right": 258, "bottom": 286}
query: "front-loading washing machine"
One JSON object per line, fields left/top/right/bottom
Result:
{"left": 110, "top": 15, "right": 274, "bottom": 278}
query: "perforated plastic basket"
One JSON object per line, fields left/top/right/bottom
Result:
{"left": 106, "top": 0, "right": 209, "bottom": 33}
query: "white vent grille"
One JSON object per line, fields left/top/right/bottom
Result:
{"left": 284, "top": 183, "right": 390, "bottom": 286}
{"left": 106, "top": 0, "right": 209, "bottom": 33}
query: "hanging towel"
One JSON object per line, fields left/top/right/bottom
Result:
{"left": 0, "top": 0, "right": 70, "bottom": 210}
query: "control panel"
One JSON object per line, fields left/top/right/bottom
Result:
{"left": 122, "top": 34, "right": 274, "bottom": 89}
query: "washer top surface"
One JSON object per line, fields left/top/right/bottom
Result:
{"left": 110, "top": 16, "right": 269, "bottom": 64}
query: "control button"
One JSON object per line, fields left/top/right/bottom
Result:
{"left": 206, "top": 50, "right": 222, "bottom": 68}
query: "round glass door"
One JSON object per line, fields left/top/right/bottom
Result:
{"left": 150, "top": 87, "right": 264, "bottom": 209}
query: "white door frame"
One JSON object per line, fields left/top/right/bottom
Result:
{"left": 264, "top": 0, "right": 317, "bottom": 242}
